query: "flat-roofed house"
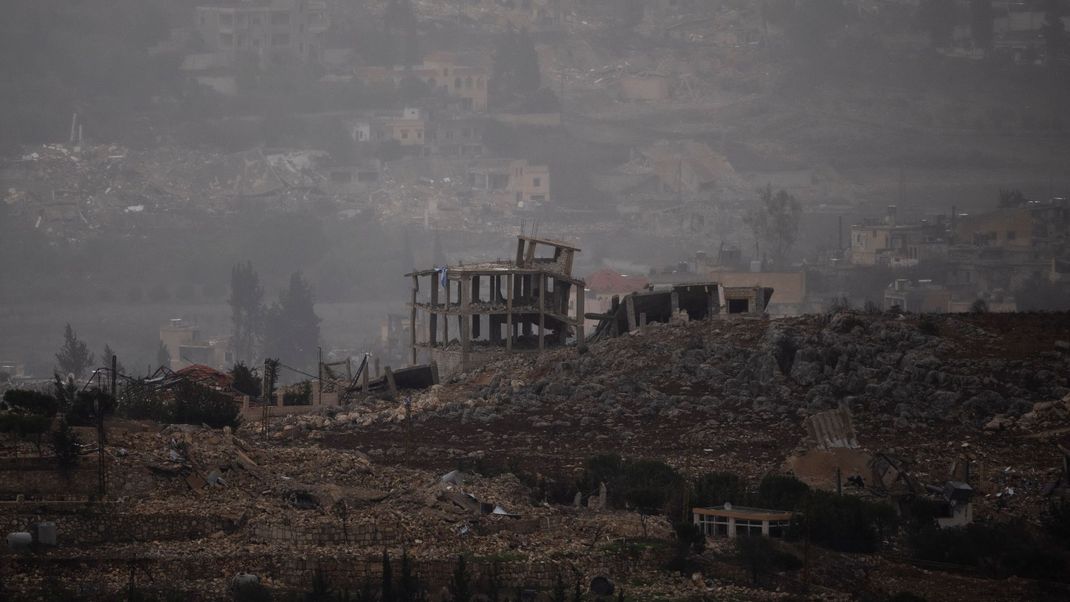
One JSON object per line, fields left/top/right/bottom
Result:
{"left": 692, "top": 502, "right": 793, "bottom": 539}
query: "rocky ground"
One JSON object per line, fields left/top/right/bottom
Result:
{"left": 296, "top": 312, "right": 1070, "bottom": 518}
{"left": 4, "top": 312, "right": 1070, "bottom": 600}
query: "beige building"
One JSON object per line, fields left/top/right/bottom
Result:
{"left": 159, "top": 319, "right": 232, "bottom": 371}
{"left": 194, "top": 0, "right": 328, "bottom": 66}
{"left": 708, "top": 271, "right": 808, "bottom": 315}
{"left": 848, "top": 209, "right": 948, "bottom": 268}
{"left": 693, "top": 503, "right": 793, "bottom": 539}
{"left": 468, "top": 159, "right": 550, "bottom": 208}
{"left": 357, "top": 53, "right": 490, "bottom": 113}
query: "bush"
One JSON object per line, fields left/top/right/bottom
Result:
{"left": 692, "top": 471, "right": 749, "bottom": 507}
{"left": 119, "top": 379, "right": 171, "bottom": 422}
{"left": 66, "top": 390, "right": 116, "bottom": 426}
{"left": 1044, "top": 498, "right": 1070, "bottom": 548}
{"left": 917, "top": 315, "right": 940, "bottom": 336}
{"left": 900, "top": 496, "right": 946, "bottom": 533}
{"left": 791, "top": 491, "right": 892, "bottom": 553}
{"left": 2, "top": 389, "right": 59, "bottom": 417}
{"left": 172, "top": 380, "right": 241, "bottom": 429}
{"left": 756, "top": 474, "right": 810, "bottom": 510}
{"left": 231, "top": 362, "right": 262, "bottom": 398}
{"left": 282, "top": 381, "right": 312, "bottom": 406}
{"left": 579, "top": 454, "right": 682, "bottom": 514}
{"left": 736, "top": 536, "right": 801, "bottom": 585}
{"left": 909, "top": 521, "right": 1066, "bottom": 580}
{"left": 51, "top": 417, "right": 81, "bottom": 471}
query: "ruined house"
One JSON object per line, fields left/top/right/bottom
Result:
{"left": 587, "top": 282, "right": 773, "bottom": 341}
{"left": 407, "top": 236, "right": 585, "bottom": 375}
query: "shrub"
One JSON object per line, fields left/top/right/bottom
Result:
{"left": 791, "top": 491, "right": 892, "bottom": 553}
{"left": 66, "top": 390, "right": 116, "bottom": 426}
{"left": 917, "top": 315, "right": 940, "bottom": 336}
{"left": 735, "top": 536, "right": 800, "bottom": 585}
{"left": 692, "top": 471, "right": 749, "bottom": 507}
{"left": 171, "top": 380, "right": 241, "bottom": 429}
{"left": 2, "top": 389, "right": 59, "bottom": 417}
{"left": 231, "top": 362, "right": 262, "bottom": 398}
{"left": 1044, "top": 498, "right": 1070, "bottom": 548}
{"left": 756, "top": 474, "right": 810, "bottom": 510}
{"left": 578, "top": 454, "right": 682, "bottom": 515}
{"left": 119, "top": 379, "right": 171, "bottom": 422}
{"left": 282, "top": 381, "right": 312, "bottom": 406}
{"left": 909, "top": 521, "right": 1065, "bottom": 580}
{"left": 50, "top": 417, "right": 81, "bottom": 471}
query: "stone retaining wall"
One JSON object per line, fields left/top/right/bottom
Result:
{"left": 0, "top": 503, "right": 237, "bottom": 545}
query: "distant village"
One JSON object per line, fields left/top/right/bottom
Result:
{"left": 2, "top": 0, "right": 1069, "bottom": 379}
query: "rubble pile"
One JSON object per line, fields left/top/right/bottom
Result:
{"left": 297, "top": 312, "right": 1070, "bottom": 518}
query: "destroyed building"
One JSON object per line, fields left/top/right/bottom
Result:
{"left": 587, "top": 282, "right": 773, "bottom": 341}
{"left": 407, "top": 236, "right": 586, "bottom": 375}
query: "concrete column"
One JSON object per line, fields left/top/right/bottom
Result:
{"left": 575, "top": 284, "right": 585, "bottom": 346}
{"left": 506, "top": 273, "right": 513, "bottom": 352}
{"left": 410, "top": 275, "right": 418, "bottom": 365}
{"left": 761, "top": 520, "right": 770, "bottom": 536}
{"left": 443, "top": 279, "right": 450, "bottom": 343}
{"left": 625, "top": 296, "right": 637, "bottom": 332}
{"left": 728, "top": 517, "right": 736, "bottom": 538}
{"left": 670, "top": 290, "right": 679, "bottom": 315}
{"left": 429, "top": 275, "right": 439, "bottom": 347}
{"left": 460, "top": 274, "right": 471, "bottom": 365}
{"left": 538, "top": 273, "right": 546, "bottom": 351}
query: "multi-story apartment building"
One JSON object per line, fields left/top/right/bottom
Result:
{"left": 195, "top": 0, "right": 328, "bottom": 65}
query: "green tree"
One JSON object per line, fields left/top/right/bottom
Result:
{"left": 550, "top": 573, "right": 567, "bottom": 602}
{"left": 262, "top": 272, "right": 322, "bottom": 375}
{"left": 171, "top": 380, "right": 240, "bottom": 429}
{"left": 757, "top": 474, "right": 810, "bottom": 510}
{"left": 745, "top": 186, "right": 802, "bottom": 269}
{"left": 490, "top": 28, "right": 542, "bottom": 108}
{"left": 693, "top": 472, "right": 748, "bottom": 507}
{"left": 384, "top": 0, "right": 420, "bottom": 66}
{"left": 736, "top": 536, "right": 775, "bottom": 585}
{"left": 970, "top": 0, "right": 994, "bottom": 52}
{"left": 3, "top": 389, "right": 59, "bottom": 417}
{"left": 55, "top": 324, "right": 94, "bottom": 379}
{"left": 229, "top": 261, "right": 265, "bottom": 364}
{"left": 398, "top": 549, "right": 421, "bottom": 602}
{"left": 101, "top": 344, "right": 125, "bottom": 375}
{"left": 51, "top": 416, "right": 81, "bottom": 471}
{"left": 381, "top": 550, "right": 394, "bottom": 602}
{"left": 230, "top": 362, "right": 261, "bottom": 398}
{"left": 448, "top": 555, "right": 471, "bottom": 602}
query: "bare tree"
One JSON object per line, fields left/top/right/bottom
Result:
{"left": 745, "top": 185, "right": 802, "bottom": 269}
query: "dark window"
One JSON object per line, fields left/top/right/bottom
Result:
{"left": 272, "top": 12, "right": 290, "bottom": 26}
{"left": 728, "top": 299, "right": 749, "bottom": 313}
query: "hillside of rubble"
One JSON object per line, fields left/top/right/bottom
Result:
{"left": 4, "top": 311, "right": 1070, "bottom": 600}
{"left": 303, "top": 311, "right": 1070, "bottom": 519}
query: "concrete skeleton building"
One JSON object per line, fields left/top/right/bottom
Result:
{"left": 407, "top": 236, "right": 585, "bottom": 375}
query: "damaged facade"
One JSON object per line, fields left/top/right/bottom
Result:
{"left": 407, "top": 236, "right": 586, "bottom": 375}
